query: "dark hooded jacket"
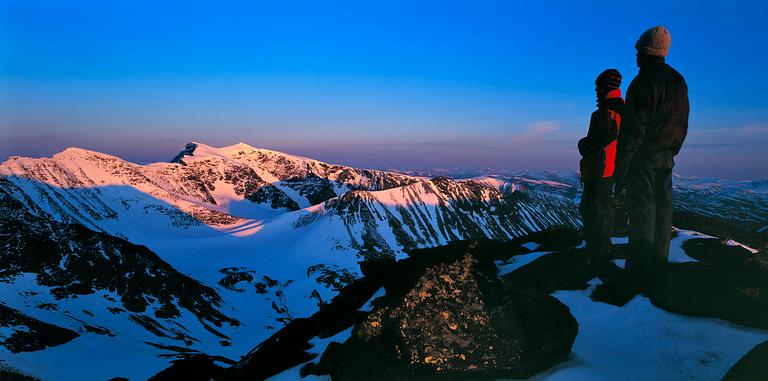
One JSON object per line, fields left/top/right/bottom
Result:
{"left": 615, "top": 56, "right": 689, "bottom": 183}
{"left": 579, "top": 90, "right": 624, "bottom": 179}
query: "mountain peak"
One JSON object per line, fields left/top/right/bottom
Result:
{"left": 229, "top": 141, "right": 258, "bottom": 150}
{"left": 171, "top": 142, "right": 244, "bottom": 163}
{"left": 190, "top": 141, "right": 259, "bottom": 153}
{"left": 1, "top": 147, "right": 117, "bottom": 162}
{"left": 174, "top": 141, "right": 272, "bottom": 160}
{"left": 0, "top": 147, "right": 122, "bottom": 167}
{"left": 54, "top": 146, "right": 117, "bottom": 159}
{"left": 172, "top": 141, "right": 320, "bottom": 167}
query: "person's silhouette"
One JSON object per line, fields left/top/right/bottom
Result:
{"left": 615, "top": 26, "right": 690, "bottom": 291}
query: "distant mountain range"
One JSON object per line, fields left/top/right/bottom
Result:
{"left": 1, "top": 142, "right": 766, "bottom": 380}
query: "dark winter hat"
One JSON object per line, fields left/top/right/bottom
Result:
{"left": 595, "top": 69, "right": 622, "bottom": 92}
{"left": 635, "top": 26, "right": 671, "bottom": 57}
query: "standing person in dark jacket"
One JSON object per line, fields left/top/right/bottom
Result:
{"left": 614, "top": 26, "right": 689, "bottom": 289}
{"left": 579, "top": 69, "right": 624, "bottom": 274}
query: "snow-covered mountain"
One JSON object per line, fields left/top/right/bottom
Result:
{"left": 300, "top": 176, "right": 580, "bottom": 254}
{"left": 1, "top": 142, "right": 766, "bottom": 380}
{"left": 0, "top": 143, "right": 586, "bottom": 254}
{"left": 0, "top": 142, "right": 418, "bottom": 231}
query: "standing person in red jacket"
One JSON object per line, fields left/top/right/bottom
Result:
{"left": 579, "top": 69, "right": 624, "bottom": 274}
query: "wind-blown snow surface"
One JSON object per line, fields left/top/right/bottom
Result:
{"left": 530, "top": 282, "right": 768, "bottom": 381}
{"left": 1, "top": 143, "right": 766, "bottom": 380}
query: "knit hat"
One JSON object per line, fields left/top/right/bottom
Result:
{"left": 635, "top": 26, "right": 671, "bottom": 57}
{"left": 595, "top": 69, "right": 622, "bottom": 92}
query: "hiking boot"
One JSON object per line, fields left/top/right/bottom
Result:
{"left": 590, "top": 269, "right": 641, "bottom": 306}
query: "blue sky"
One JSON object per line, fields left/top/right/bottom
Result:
{"left": 2, "top": 0, "right": 767, "bottom": 178}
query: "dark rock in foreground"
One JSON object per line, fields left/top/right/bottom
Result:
{"left": 313, "top": 252, "right": 578, "bottom": 380}
{"left": 587, "top": 237, "right": 768, "bottom": 327}
{"left": 722, "top": 340, "right": 768, "bottom": 381}
{"left": 648, "top": 239, "right": 768, "bottom": 329}
{"left": 503, "top": 249, "right": 594, "bottom": 293}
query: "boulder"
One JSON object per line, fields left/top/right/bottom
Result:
{"left": 722, "top": 340, "right": 768, "bottom": 381}
{"left": 313, "top": 253, "right": 578, "bottom": 380}
{"left": 648, "top": 239, "right": 768, "bottom": 329}
{"left": 649, "top": 262, "right": 768, "bottom": 329}
{"left": 589, "top": 238, "right": 768, "bottom": 325}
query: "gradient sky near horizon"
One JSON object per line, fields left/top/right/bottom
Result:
{"left": 2, "top": 0, "right": 767, "bottom": 179}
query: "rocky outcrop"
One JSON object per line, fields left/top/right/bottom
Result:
{"left": 722, "top": 340, "right": 768, "bottom": 381}
{"left": 246, "top": 183, "right": 300, "bottom": 211}
{"left": 648, "top": 239, "right": 768, "bottom": 329}
{"left": 311, "top": 248, "right": 578, "bottom": 380}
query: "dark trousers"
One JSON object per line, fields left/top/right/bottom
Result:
{"left": 580, "top": 177, "right": 614, "bottom": 267}
{"left": 625, "top": 151, "right": 674, "bottom": 278}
